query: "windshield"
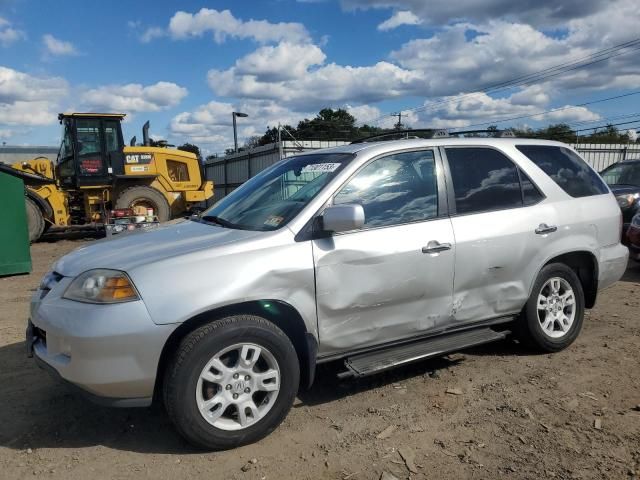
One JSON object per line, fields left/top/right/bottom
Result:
{"left": 198, "top": 153, "right": 353, "bottom": 231}
{"left": 601, "top": 162, "right": 640, "bottom": 186}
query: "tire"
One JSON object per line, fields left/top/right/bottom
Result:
{"left": 25, "top": 197, "right": 45, "bottom": 242}
{"left": 115, "top": 186, "right": 171, "bottom": 222}
{"left": 517, "top": 263, "right": 585, "bottom": 352}
{"left": 163, "top": 315, "right": 300, "bottom": 450}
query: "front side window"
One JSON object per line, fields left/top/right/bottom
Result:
{"left": 58, "top": 122, "right": 74, "bottom": 161}
{"left": 57, "top": 121, "right": 74, "bottom": 177}
{"left": 446, "top": 147, "right": 522, "bottom": 214}
{"left": 76, "top": 119, "right": 104, "bottom": 175}
{"left": 200, "top": 153, "right": 353, "bottom": 231}
{"left": 334, "top": 150, "right": 438, "bottom": 228}
{"left": 516, "top": 145, "right": 608, "bottom": 198}
{"left": 600, "top": 162, "right": 640, "bottom": 187}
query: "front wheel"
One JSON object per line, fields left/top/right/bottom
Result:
{"left": 517, "top": 263, "right": 585, "bottom": 352}
{"left": 25, "top": 197, "right": 45, "bottom": 242}
{"left": 115, "top": 186, "right": 171, "bottom": 222}
{"left": 163, "top": 315, "right": 300, "bottom": 450}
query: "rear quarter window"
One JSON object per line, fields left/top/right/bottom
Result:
{"left": 516, "top": 145, "right": 608, "bottom": 198}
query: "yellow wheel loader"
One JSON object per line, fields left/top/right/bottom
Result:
{"left": 1, "top": 113, "right": 213, "bottom": 241}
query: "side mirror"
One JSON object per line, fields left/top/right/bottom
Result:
{"left": 321, "top": 204, "right": 365, "bottom": 233}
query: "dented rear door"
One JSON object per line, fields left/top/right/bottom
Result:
{"left": 442, "top": 146, "right": 551, "bottom": 325}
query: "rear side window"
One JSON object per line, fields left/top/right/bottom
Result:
{"left": 516, "top": 145, "right": 608, "bottom": 198}
{"left": 445, "top": 147, "right": 523, "bottom": 214}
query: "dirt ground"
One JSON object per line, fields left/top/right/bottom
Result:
{"left": 1, "top": 239, "right": 639, "bottom": 480}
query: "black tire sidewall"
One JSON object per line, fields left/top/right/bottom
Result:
{"left": 165, "top": 316, "right": 300, "bottom": 450}
{"left": 523, "top": 263, "right": 585, "bottom": 352}
{"left": 25, "top": 197, "right": 44, "bottom": 242}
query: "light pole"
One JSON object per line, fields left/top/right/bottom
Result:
{"left": 232, "top": 111, "right": 248, "bottom": 153}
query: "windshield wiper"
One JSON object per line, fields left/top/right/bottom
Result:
{"left": 200, "top": 215, "right": 241, "bottom": 229}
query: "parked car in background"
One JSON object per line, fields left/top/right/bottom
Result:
{"left": 625, "top": 212, "right": 640, "bottom": 261}
{"left": 600, "top": 160, "right": 640, "bottom": 231}
{"left": 27, "top": 138, "right": 628, "bottom": 450}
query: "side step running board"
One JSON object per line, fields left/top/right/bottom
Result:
{"left": 340, "top": 327, "right": 508, "bottom": 378}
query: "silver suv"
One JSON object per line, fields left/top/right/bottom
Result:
{"left": 28, "top": 138, "right": 628, "bottom": 449}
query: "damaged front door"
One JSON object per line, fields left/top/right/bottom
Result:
{"left": 313, "top": 149, "right": 455, "bottom": 355}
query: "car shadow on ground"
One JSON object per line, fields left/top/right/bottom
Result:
{"left": 0, "top": 336, "right": 523, "bottom": 454}
{"left": 620, "top": 260, "right": 640, "bottom": 283}
{"left": 38, "top": 228, "right": 104, "bottom": 243}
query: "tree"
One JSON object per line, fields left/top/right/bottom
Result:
{"left": 582, "top": 124, "right": 630, "bottom": 143}
{"left": 296, "top": 108, "right": 358, "bottom": 140}
{"left": 243, "top": 136, "right": 262, "bottom": 150}
{"left": 177, "top": 143, "right": 202, "bottom": 159}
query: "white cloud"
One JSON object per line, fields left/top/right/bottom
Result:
{"left": 408, "top": 91, "right": 600, "bottom": 129}
{"left": 140, "top": 27, "right": 165, "bottom": 43}
{"left": 205, "top": 0, "right": 639, "bottom": 120}
{"left": 168, "top": 8, "right": 310, "bottom": 44}
{"left": 346, "top": 104, "right": 383, "bottom": 124}
{"left": 377, "top": 10, "right": 422, "bottom": 31}
{"left": 388, "top": 12, "right": 640, "bottom": 95}
{"left": 0, "top": 17, "right": 25, "bottom": 47}
{"left": 235, "top": 42, "right": 326, "bottom": 82}
{"left": 341, "top": 0, "right": 611, "bottom": 27}
{"left": 208, "top": 43, "right": 425, "bottom": 110}
{"left": 81, "top": 81, "right": 188, "bottom": 113}
{"left": 42, "top": 34, "right": 78, "bottom": 56}
{"left": 170, "top": 100, "right": 311, "bottom": 149}
{"left": 0, "top": 66, "right": 68, "bottom": 126}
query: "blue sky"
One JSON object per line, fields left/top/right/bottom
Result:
{"left": 1, "top": 0, "right": 639, "bottom": 153}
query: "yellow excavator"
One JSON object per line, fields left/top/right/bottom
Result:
{"left": 0, "top": 113, "right": 213, "bottom": 241}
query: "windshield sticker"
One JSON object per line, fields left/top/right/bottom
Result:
{"left": 264, "top": 216, "right": 284, "bottom": 227}
{"left": 301, "top": 163, "right": 341, "bottom": 173}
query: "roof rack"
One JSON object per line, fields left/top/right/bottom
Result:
{"left": 350, "top": 129, "right": 449, "bottom": 144}
{"left": 350, "top": 128, "right": 515, "bottom": 144}
{"left": 449, "top": 129, "right": 515, "bottom": 138}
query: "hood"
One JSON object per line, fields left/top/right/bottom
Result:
{"left": 54, "top": 219, "right": 264, "bottom": 277}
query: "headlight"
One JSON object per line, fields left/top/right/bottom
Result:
{"left": 63, "top": 269, "right": 139, "bottom": 304}
{"left": 616, "top": 193, "right": 639, "bottom": 209}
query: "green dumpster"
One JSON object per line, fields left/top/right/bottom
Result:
{"left": 0, "top": 170, "right": 32, "bottom": 276}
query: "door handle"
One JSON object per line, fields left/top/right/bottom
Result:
{"left": 535, "top": 223, "right": 558, "bottom": 235}
{"left": 421, "top": 240, "right": 452, "bottom": 254}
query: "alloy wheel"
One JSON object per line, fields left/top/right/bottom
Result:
{"left": 536, "top": 277, "right": 576, "bottom": 339}
{"left": 195, "top": 343, "right": 280, "bottom": 431}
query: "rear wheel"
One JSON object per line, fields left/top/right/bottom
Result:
{"left": 25, "top": 197, "right": 45, "bottom": 242}
{"left": 115, "top": 186, "right": 171, "bottom": 222}
{"left": 163, "top": 315, "right": 300, "bottom": 450}
{"left": 517, "top": 263, "right": 585, "bottom": 352}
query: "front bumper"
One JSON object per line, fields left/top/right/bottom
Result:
{"left": 28, "top": 277, "right": 177, "bottom": 406}
{"left": 598, "top": 243, "right": 629, "bottom": 290}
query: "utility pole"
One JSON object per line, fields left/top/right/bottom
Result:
{"left": 394, "top": 112, "right": 403, "bottom": 130}
{"left": 277, "top": 123, "right": 283, "bottom": 160}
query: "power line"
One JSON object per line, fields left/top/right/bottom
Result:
{"left": 362, "top": 36, "right": 640, "bottom": 126}
{"left": 450, "top": 90, "right": 640, "bottom": 130}
{"left": 565, "top": 111, "right": 640, "bottom": 128}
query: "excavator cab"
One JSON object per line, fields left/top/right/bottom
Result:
{"left": 56, "top": 113, "right": 126, "bottom": 187}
